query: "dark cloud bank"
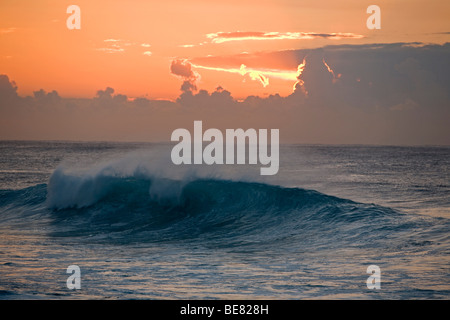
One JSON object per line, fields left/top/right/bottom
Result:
{"left": 1, "top": 43, "right": 449, "bottom": 145}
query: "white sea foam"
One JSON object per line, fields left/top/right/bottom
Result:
{"left": 46, "top": 145, "right": 262, "bottom": 209}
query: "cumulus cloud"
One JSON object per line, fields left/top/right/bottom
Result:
{"left": 33, "top": 89, "right": 61, "bottom": 106}
{"left": 0, "top": 74, "right": 18, "bottom": 102}
{"left": 93, "top": 87, "right": 129, "bottom": 107}
{"left": 177, "top": 85, "right": 235, "bottom": 108}
{"left": 190, "top": 42, "right": 450, "bottom": 109}
{"left": 170, "top": 59, "right": 200, "bottom": 93}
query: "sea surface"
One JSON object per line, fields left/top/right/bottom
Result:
{"left": 0, "top": 141, "right": 449, "bottom": 299}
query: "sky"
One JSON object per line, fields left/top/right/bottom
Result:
{"left": 1, "top": 0, "right": 449, "bottom": 144}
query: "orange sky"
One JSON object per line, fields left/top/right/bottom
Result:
{"left": 1, "top": 0, "right": 449, "bottom": 100}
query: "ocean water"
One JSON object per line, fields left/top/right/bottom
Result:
{"left": 0, "top": 141, "right": 449, "bottom": 299}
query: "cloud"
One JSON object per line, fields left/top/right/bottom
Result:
{"left": 246, "top": 68, "right": 270, "bottom": 87}
{"left": 293, "top": 58, "right": 307, "bottom": 93}
{"left": 143, "top": 51, "right": 152, "bottom": 56}
{"left": 190, "top": 42, "right": 450, "bottom": 108}
{"left": 206, "top": 31, "right": 364, "bottom": 44}
{"left": 33, "top": 89, "right": 61, "bottom": 106}
{"left": 180, "top": 31, "right": 364, "bottom": 48}
{"left": 170, "top": 59, "right": 200, "bottom": 93}
{"left": 0, "top": 74, "right": 18, "bottom": 102}
{"left": 0, "top": 27, "right": 16, "bottom": 34}
{"left": 94, "top": 87, "right": 128, "bottom": 106}
{"left": 189, "top": 52, "right": 339, "bottom": 92}
{"left": 96, "top": 39, "right": 125, "bottom": 53}
{"left": 96, "top": 87, "right": 115, "bottom": 99}
{"left": 96, "top": 48, "right": 125, "bottom": 53}
{"left": 170, "top": 59, "right": 196, "bottom": 78}
{"left": 96, "top": 39, "right": 145, "bottom": 54}
{"left": 191, "top": 63, "right": 298, "bottom": 88}
{"left": 1, "top": 42, "right": 449, "bottom": 145}
{"left": 177, "top": 86, "right": 236, "bottom": 108}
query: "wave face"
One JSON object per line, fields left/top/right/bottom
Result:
{"left": 20, "top": 166, "right": 411, "bottom": 249}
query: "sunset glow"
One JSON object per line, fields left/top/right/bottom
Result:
{"left": 0, "top": 0, "right": 449, "bottom": 144}
{"left": 1, "top": 0, "right": 449, "bottom": 101}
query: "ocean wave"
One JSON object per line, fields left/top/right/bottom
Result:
{"left": 34, "top": 165, "right": 413, "bottom": 247}
{"left": 0, "top": 160, "right": 424, "bottom": 248}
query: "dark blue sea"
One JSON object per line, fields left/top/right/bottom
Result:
{"left": 0, "top": 141, "right": 449, "bottom": 299}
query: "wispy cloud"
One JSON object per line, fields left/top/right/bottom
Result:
{"left": 96, "top": 39, "right": 150, "bottom": 54}
{"left": 96, "top": 48, "right": 125, "bottom": 54}
{"left": 0, "top": 27, "right": 17, "bottom": 34}
{"left": 206, "top": 31, "right": 364, "bottom": 44}
{"left": 177, "top": 31, "right": 363, "bottom": 48}
{"left": 96, "top": 39, "right": 126, "bottom": 54}
{"left": 191, "top": 63, "right": 299, "bottom": 88}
